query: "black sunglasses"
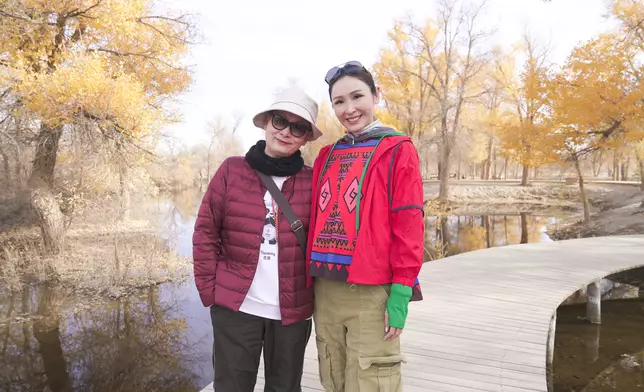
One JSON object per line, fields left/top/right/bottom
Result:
{"left": 324, "top": 61, "right": 366, "bottom": 85}
{"left": 271, "top": 113, "right": 312, "bottom": 138}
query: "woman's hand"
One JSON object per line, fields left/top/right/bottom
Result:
{"left": 384, "top": 310, "right": 404, "bottom": 340}
{"left": 384, "top": 283, "right": 412, "bottom": 340}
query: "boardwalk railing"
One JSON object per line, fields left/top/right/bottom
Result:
{"left": 201, "top": 235, "right": 644, "bottom": 392}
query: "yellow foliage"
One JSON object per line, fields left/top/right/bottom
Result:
{"left": 494, "top": 37, "right": 555, "bottom": 167}
{"left": 15, "top": 52, "right": 156, "bottom": 132}
{"left": 374, "top": 106, "right": 404, "bottom": 131}
{"left": 550, "top": 33, "right": 644, "bottom": 156}
{"left": 612, "top": 0, "right": 644, "bottom": 46}
{"left": 302, "top": 102, "right": 345, "bottom": 163}
{"left": 372, "top": 21, "right": 436, "bottom": 138}
{"left": 1, "top": 0, "right": 192, "bottom": 137}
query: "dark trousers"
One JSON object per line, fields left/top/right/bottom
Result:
{"left": 210, "top": 305, "right": 312, "bottom": 392}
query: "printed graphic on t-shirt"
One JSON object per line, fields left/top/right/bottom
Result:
{"left": 238, "top": 176, "right": 287, "bottom": 320}
{"left": 262, "top": 207, "right": 277, "bottom": 245}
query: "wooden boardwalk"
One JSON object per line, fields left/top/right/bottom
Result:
{"left": 201, "top": 235, "right": 644, "bottom": 391}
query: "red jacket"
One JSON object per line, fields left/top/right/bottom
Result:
{"left": 306, "top": 135, "right": 424, "bottom": 289}
{"left": 193, "top": 157, "right": 314, "bottom": 325}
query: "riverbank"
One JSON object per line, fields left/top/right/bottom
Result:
{"left": 424, "top": 181, "right": 584, "bottom": 215}
{"left": 0, "top": 195, "right": 192, "bottom": 298}
{"left": 549, "top": 184, "right": 644, "bottom": 240}
{"left": 423, "top": 181, "right": 644, "bottom": 239}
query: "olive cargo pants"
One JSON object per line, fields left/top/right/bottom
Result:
{"left": 313, "top": 278, "right": 405, "bottom": 392}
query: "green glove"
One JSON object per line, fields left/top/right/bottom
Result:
{"left": 386, "top": 283, "right": 412, "bottom": 329}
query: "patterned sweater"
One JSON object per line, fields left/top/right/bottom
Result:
{"left": 309, "top": 139, "right": 381, "bottom": 281}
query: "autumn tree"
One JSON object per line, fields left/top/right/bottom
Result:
{"left": 203, "top": 115, "right": 242, "bottom": 185}
{"left": 301, "top": 102, "right": 344, "bottom": 166}
{"left": 0, "top": 0, "right": 194, "bottom": 253}
{"left": 635, "top": 141, "right": 644, "bottom": 190}
{"left": 471, "top": 48, "right": 513, "bottom": 180}
{"left": 372, "top": 26, "right": 435, "bottom": 141}
{"left": 372, "top": 25, "right": 437, "bottom": 178}
{"left": 612, "top": 0, "right": 644, "bottom": 44}
{"left": 376, "top": 0, "right": 490, "bottom": 200}
{"left": 495, "top": 35, "right": 553, "bottom": 186}
{"left": 550, "top": 32, "right": 644, "bottom": 222}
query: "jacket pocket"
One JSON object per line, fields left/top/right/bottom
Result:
{"left": 357, "top": 354, "right": 404, "bottom": 392}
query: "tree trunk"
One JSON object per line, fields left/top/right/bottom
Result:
{"left": 28, "top": 124, "right": 65, "bottom": 254}
{"left": 636, "top": 149, "right": 644, "bottom": 191}
{"left": 438, "top": 141, "right": 450, "bottom": 201}
{"left": 487, "top": 138, "right": 493, "bottom": 179}
{"left": 424, "top": 144, "right": 431, "bottom": 180}
{"left": 520, "top": 212, "right": 528, "bottom": 244}
{"left": 613, "top": 150, "right": 619, "bottom": 181}
{"left": 492, "top": 146, "right": 498, "bottom": 179}
{"left": 118, "top": 165, "right": 130, "bottom": 221}
{"left": 591, "top": 150, "right": 603, "bottom": 178}
{"left": 33, "top": 286, "right": 73, "bottom": 392}
{"left": 439, "top": 215, "right": 450, "bottom": 255}
{"left": 483, "top": 215, "right": 491, "bottom": 248}
{"left": 572, "top": 153, "right": 591, "bottom": 223}
{"left": 0, "top": 143, "right": 11, "bottom": 185}
{"left": 521, "top": 164, "right": 530, "bottom": 186}
{"left": 622, "top": 157, "right": 630, "bottom": 181}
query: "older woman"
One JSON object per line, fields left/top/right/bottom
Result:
{"left": 193, "top": 86, "right": 322, "bottom": 392}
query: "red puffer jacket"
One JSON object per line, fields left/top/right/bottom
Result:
{"left": 193, "top": 156, "right": 314, "bottom": 325}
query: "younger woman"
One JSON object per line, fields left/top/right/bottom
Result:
{"left": 307, "top": 61, "right": 424, "bottom": 391}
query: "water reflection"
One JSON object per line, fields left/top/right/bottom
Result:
{"left": 0, "top": 190, "right": 569, "bottom": 392}
{"left": 424, "top": 213, "right": 557, "bottom": 259}
{"left": 156, "top": 191, "right": 561, "bottom": 262}
{"left": 0, "top": 279, "right": 212, "bottom": 392}
{"left": 554, "top": 298, "right": 644, "bottom": 391}
{"left": 154, "top": 188, "right": 203, "bottom": 257}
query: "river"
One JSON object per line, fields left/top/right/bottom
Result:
{"left": 2, "top": 189, "right": 635, "bottom": 392}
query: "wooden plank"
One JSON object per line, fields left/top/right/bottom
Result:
{"left": 200, "top": 235, "right": 644, "bottom": 392}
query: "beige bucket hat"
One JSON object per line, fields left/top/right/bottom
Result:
{"left": 252, "top": 86, "right": 323, "bottom": 141}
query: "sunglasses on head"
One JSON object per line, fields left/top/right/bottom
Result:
{"left": 324, "top": 61, "right": 367, "bottom": 85}
{"left": 271, "top": 112, "right": 312, "bottom": 138}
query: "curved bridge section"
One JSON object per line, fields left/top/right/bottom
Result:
{"left": 201, "top": 235, "right": 644, "bottom": 391}
{"left": 398, "top": 234, "right": 644, "bottom": 391}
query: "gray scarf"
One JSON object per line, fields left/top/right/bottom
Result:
{"left": 341, "top": 120, "right": 397, "bottom": 144}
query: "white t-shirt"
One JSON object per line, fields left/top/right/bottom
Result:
{"left": 238, "top": 176, "right": 288, "bottom": 320}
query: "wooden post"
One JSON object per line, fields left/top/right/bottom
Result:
{"left": 546, "top": 311, "right": 557, "bottom": 392}
{"left": 587, "top": 280, "right": 601, "bottom": 324}
{"left": 586, "top": 325, "right": 600, "bottom": 363}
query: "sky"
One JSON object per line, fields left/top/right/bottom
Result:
{"left": 159, "top": 0, "right": 617, "bottom": 152}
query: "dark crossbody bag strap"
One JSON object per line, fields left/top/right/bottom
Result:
{"left": 255, "top": 170, "right": 307, "bottom": 255}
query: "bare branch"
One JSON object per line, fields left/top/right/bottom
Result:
{"left": 0, "top": 9, "right": 45, "bottom": 24}
{"left": 86, "top": 48, "right": 185, "bottom": 71}
{"left": 135, "top": 16, "right": 197, "bottom": 46}
{"left": 67, "top": 0, "right": 103, "bottom": 19}
{"left": 137, "top": 15, "right": 192, "bottom": 26}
